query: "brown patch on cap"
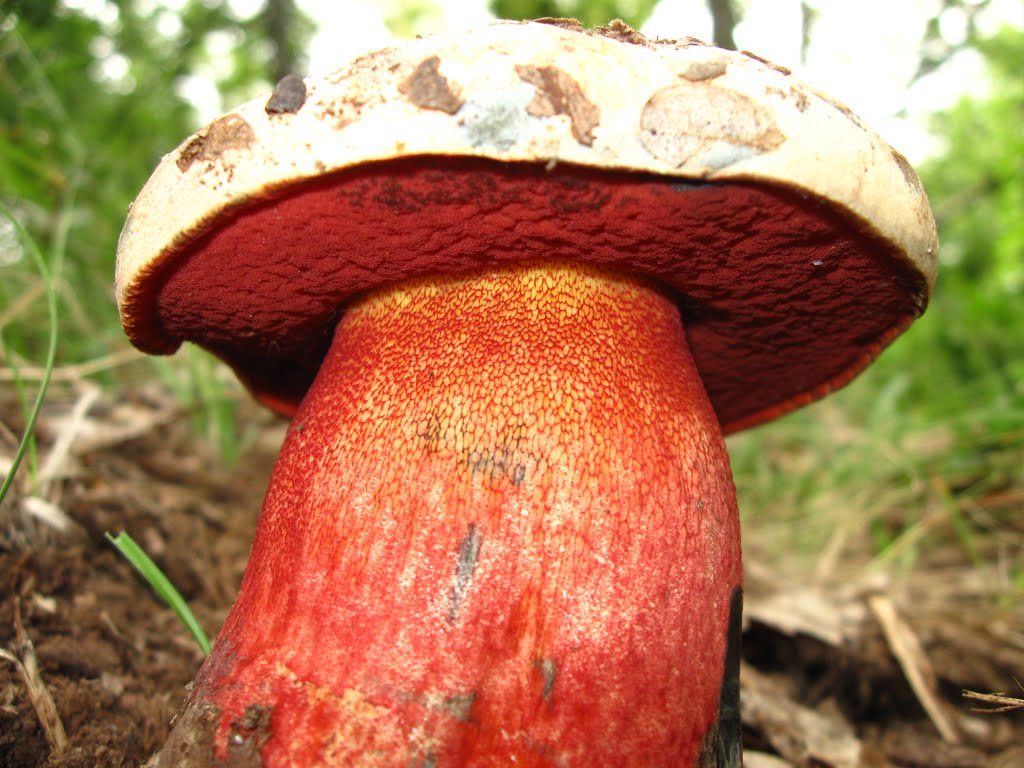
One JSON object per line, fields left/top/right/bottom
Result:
{"left": 399, "top": 56, "right": 464, "bottom": 115}
{"left": 640, "top": 82, "right": 784, "bottom": 169}
{"left": 516, "top": 64, "right": 599, "bottom": 146}
{"left": 265, "top": 74, "right": 307, "bottom": 115}
{"left": 767, "top": 84, "right": 810, "bottom": 113}
{"left": 681, "top": 60, "right": 727, "bottom": 82}
{"left": 176, "top": 114, "right": 256, "bottom": 174}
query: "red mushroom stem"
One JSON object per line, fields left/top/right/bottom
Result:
{"left": 190, "top": 261, "right": 742, "bottom": 765}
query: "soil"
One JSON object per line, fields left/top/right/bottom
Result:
{"left": 1, "top": 382, "right": 1021, "bottom": 767}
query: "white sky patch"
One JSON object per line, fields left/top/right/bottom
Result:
{"left": 803, "top": 2, "right": 932, "bottom": 114}
{"left": 295, "top": 0, "right": 496, "bottom": 74}
{"left": 60, "top": 0, "right": 120, "bottom": 26}
{"left": 642, "top": 0, "right": 713, "bottom": 41}
{"left": 416, "top": 0, "right": 495, "bottom": 34}
{"left": 733, "top": 0, "right": 804, "bottom": 65}
{"left": 938, "top": 3, "right": 971, "bottom": 46}
{"left": 229, "top": 0, "right": 265, "bottom": 19}
{"left": 176, "top": 73, "right": 222, "bottom": 121}
{"left": 0, "top": 217, "right": 24, "bottom": 268}
{"left": 801, "top": 1, "right": 938, "bottom": 160}
{"left": 297, "top": 0, "right": 397, "bottom": 74}
{"left": 155, "top": 8, "right": 183, "bottom": 38}
{"left": 977, "top": 0, "right": 1024, "bottom": 35}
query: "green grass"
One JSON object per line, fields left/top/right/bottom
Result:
{"left": 150, "top": 348, "right": 246, "bottom": 467}
{"left": 105, "top": 531, "right": 211, "bottom": 655}
{"left": 0, "top": 205, "right": 59, "bottom": 505}
{"left": 727, "top": 295, "right": 1023, "bottom": 581}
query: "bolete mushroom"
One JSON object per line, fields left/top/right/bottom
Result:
{"left": 117, "top": 20, "right": 937, "bottom": 767}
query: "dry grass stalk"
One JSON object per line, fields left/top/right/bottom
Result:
{"left": 0, "top": 347, "right": 145, "bottom": 382}
{"left": 963, "top": 685, "right": 1024, "bottom": 713}
{"left": 0, "top": 280, "right": 45, "bottom": 329}
{"left": 38, "top": 380, "right": 100, "bottom": 494}
{"left": 744, "top": 751, "right": 794, "bottom": 767}
{"left": 0, "top": 600, "right": 69, "bottom": 756}
{"left": 869, "top": 593, "right": 960, "bottom": 743}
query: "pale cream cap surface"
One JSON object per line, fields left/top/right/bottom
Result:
{"left": 114, "top": 19, "right": 938, "bottom": 431}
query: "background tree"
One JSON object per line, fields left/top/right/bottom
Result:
{"left": 707, "top": 0, "right": 737, "bottom": 49}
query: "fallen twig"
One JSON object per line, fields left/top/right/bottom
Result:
{"left": 963, "top": 681, "right": 1024, "bottom": 713}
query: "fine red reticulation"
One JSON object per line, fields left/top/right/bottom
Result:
{"left": 181, "top": 263, "right": 742, "bottom": 766}
{"left": 148, "top": 156, "right": 927, "bottom": 433}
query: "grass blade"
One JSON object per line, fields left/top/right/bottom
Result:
{"left": 0, "top": 205, "right": 59, "bottom": 505}
{"left": 105, "top": 531, "right": 211, "bottom": 655}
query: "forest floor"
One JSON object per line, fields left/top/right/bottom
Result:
{"left": 1, "top": 382, "right": 1021, "bottom": 767}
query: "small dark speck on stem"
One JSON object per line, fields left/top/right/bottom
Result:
{"left": 536, "top": 657, "right": 557, "bottom": 702}
{"left": 448, "top": 523, "right": 482, "bottom": 623}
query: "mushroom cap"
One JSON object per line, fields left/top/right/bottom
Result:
{"left": 115, "top": 19, "right": 937, "bottom": 434}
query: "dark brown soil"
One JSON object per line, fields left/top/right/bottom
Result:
{"left": 1, "top": 384, "right": 1021, "bottom": 767}
{"left": 0, "top": 385, "right": 276, "bottom": 767}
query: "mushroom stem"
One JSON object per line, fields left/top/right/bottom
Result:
{"left": 183, "top": 261, "right": 742, "bottom": 765}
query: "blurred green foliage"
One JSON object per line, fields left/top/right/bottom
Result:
{"left": 490, "top": 0, "right": 658, "bottom": 28}
{"left": 936, "top": 38, "right": 1021, "bottom": 266}
{"left": 0, "top": 0, "right": 294, "bottom": 363}
{"left": 878, "top": 25, "right": 1024, "bottom": 426}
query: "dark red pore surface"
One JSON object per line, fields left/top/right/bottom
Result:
{"left": 147, "top": 156, "right": 928, "bottom": 433}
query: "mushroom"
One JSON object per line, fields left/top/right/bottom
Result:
{"left": 117, "top": 20, "right": 937, "bottom": 767}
